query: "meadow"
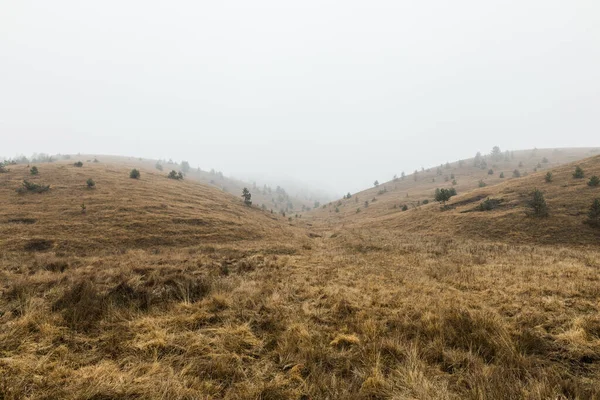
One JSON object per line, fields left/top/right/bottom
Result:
{"left": 1, "top": 152, "right": 600, "bottom": 399}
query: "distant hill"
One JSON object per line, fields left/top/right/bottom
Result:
{"left": 1, "top": 153, "right": 325, "bottom": 216}
{"left": 316, "top": 152, "right": 600, "bottom": 246}
{"left": 306, "top": 147, "right": 599, "bottom": 226}
{"left": 0, "top": 159, "right": 301, "bottom": 254}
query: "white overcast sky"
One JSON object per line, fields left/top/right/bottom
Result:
{"left": 1, "top": 1, "right": 599, "bottom": 194}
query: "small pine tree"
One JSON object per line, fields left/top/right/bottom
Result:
{"left": 74, "top": 161, "right": 83, "bottom": 167}
{"left": 402, "top": 204, "right": 408, "bottom": 211}
{"left": 513, "top": 169, "right": 521, "bottom": 178}
{"left": 452, "top": 179, "right": 457, "bottom": 185}
{"left": 242, "top": 188, "right": 252, "bottom": 206}
{"left": 30, "top": 166, "right": 39, "bottom": 175}
{"left": 488, "top": 169, "right": 494, "bottom": 175}
{"left": 86, "top": 178, "right": 95, "bottom": 188}
{"left": 573, "top": 166, "right": 584, "bottom": 179}
{"left": 434, "top": 188, "right": 456, "bottom": 204}
{"left": 499, "top": 172, "right": 505, "bottom": 178}
{"left": 543, "top": 172, "right": 552, "bottom": 183}
{"left": 586, "top": 199, "right": 600, "bottom": 227}
{"left": 478, "top": 180, "right": 487, "bottom": 188}
{"left": 130, "top": 169, "right": 140, "bottom": 179}
{"left": 168, "top": 170, "right": 184, "bottom": 180}
{"left": 588, "top": 176, "right": 600, "bottom": 187}
{"left": 528, "top": 189, "right": 548, "bottom": 217}
{"left": 155, "top": 162, "right": 163, "bottom": 171}
{"left": 18, "top": 180, "right": 50, "bottom": 193}
{"left": 373, "top": 180, "right": 379, "bottom": 187}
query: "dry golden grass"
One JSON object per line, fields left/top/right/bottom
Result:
{"left": 1, "top": 154, "right": 600, "bottom": 399}
{"left": 307, "top": 147, "right": 598, "bottom": 225}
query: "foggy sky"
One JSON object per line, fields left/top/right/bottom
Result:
{"left": 1, "top": 1, "right": 599, "bottom": 195}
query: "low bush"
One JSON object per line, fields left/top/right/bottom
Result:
{"left": 130, "top": 169, "right": 140, "bottom": 179}
{"left": 17, "top": 180, "right": 50, "bottom": 194}
{"left": 168, "top": 170, "right": 184, "bottom": 180}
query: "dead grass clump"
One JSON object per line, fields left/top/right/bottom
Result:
{"left": 53, "top": 280, "right": 106, "bottom": 332}
{"left": 106, "top": 281, "right": 152, "bottom": 311}
{"left": 359, "top": 367, "right": 391, "bottom": 400}
{"left": 440, "top": 307, "right": 516, "bottom": 363}
{"left": 330, "top": 333, "right": 360, "bottom": 348}
{"left": 147, "top": 272, "right": 212, "bottom": 304}
{"left": 579, "top": 315, "right": 600, "bottom": 340}
{"left": 333, "top": 298, "right": 358, "bottom": 319}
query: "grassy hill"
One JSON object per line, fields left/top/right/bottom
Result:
{"left": 0, "top": 160, "right": 300, "bottom": 254}
{"left": 307, "top": 147, "right": 599, "bottom": 225}
{"left": 343, "top": 153, "right": 600, "bottom": 245}
{"left": 1, "top": 150, "right": 600, "bottom": 399}
{"left": 71, "top": 154, "right": 320, "bottom": 214}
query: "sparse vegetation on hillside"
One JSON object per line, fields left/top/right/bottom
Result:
{"left": 587, "top": 199, "right": 600, "bottom": 227}
{"left": 242, "top": 187, "right": 252, "bottom": 206}
{"left": 434, "top": 187, "right": 456, "bottom": 204}
{"left": 527, "top": 189, "right": 549, "bottom": 217}
{"left": 16, "top": 180, "right": 50, "bottom": 194}
{"left": 588, "top": 175, "right": 599, "bottom": 187}
{"left": 168, "top": 170, "right": 184, "bottom": 180}
{"left": 573, "top": 165, "right": 585, "bottom": 179}
{"left": 130, "top": 169, "right": 140, "bottom": 179}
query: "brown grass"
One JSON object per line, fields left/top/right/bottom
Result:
{"left": 1, "top": 154, "right": 600, "bottom": 399}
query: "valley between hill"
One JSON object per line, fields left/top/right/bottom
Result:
{"left": 1, "top": 151, "right": 600, "bottom": 399}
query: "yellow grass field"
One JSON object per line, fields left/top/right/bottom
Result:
{"left": 1, "top": 153, "right": 600, "bottom": 399}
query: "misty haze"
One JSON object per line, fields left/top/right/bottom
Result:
{"left": 2, "top": 1, "right": 600, "bottom": 399}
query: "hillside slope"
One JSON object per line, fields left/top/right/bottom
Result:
{"left": 71, "top": 154, "right": 320, "bottom": 214}
{"left": 307, "top": 147, "right": 598, "bottom": 225}
{"left": 355, "top": 154, "right": 600, "bottom": 245}
{"left": 0, "top": 160, "right": 300, "bottom": 254}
